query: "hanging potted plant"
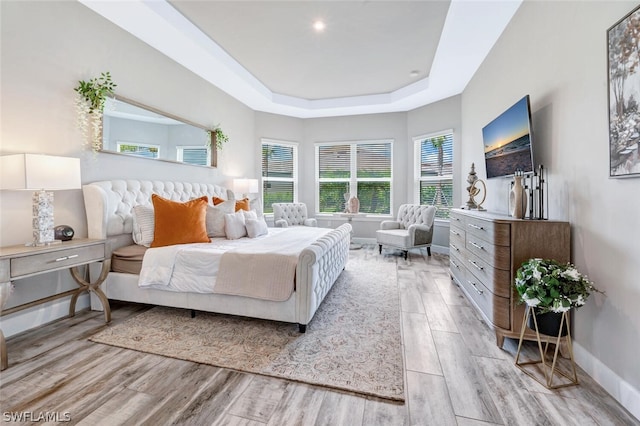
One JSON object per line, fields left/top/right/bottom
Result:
{"left": 74, "top": 71, "right": 117, "bottom": 152}
{"left": 515, "top": 258, "right": 602, "bottom": 336}
{"left": 206, "top": 126, "right": 229, "bottom": 150}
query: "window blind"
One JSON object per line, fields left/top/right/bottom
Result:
{"left": 262, "top": 141, "right": 297, "bottom": 213}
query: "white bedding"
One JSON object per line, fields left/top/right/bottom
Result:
{"left": 138, "top": 227, "right": 331, "bottom": 300}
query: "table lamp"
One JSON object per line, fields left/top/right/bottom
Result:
{"left": 0, "top": 154, "right": 81, "bottom": 246}
{"left": 233, "top": 178, "right": 259, "bottom": 199}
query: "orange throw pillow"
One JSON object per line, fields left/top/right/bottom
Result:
{"left": 150, "top": 194, "right": 210, "bottom": 248}
{"left": 213, "top": 196, "right": 250, "bottom": 212}
{"left": 212, "top": 196, "right": 226, "bottom": 205}
{"left": 235, "top": 197, "right": 250, "bottom": 212}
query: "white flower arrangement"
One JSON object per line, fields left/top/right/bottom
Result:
{"left": 515, "top": 258, "right": 601, "bottom": 314}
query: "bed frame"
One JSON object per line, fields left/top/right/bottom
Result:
{"left": 83, "top": 180, "right": 351, "bottom": 332}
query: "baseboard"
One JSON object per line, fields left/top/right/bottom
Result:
{"left": 1, "top": 294, "right": 90, "bottom": 338}
{"left": 573, "top": 342, "right": 640, "bottom": 421}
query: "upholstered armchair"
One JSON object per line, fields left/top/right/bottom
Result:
{"left": 376, "top": 204, "right": 436, "bottom": 259}
{"left": 272, "top": 202, "right": 317, "bottom": 228}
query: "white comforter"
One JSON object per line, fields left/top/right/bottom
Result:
{"left": 138, "top": 227, "right": 330, "bottom": 301}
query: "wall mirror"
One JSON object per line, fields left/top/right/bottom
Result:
{"left": 101, "top": 96, "right": 217, "bottom": 167}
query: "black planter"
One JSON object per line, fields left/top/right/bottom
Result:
{"left": 527, "top": 310, "right": 569, "bottom": 337}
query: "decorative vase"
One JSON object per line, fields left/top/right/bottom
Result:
{"left": 509, "top": 175, "right": 527, "bottom": 219}
{"left": 527, "top": 310, "right": 568, "bottom": 337}
{"left": 348, "top": 196, "right": 360, "bottom": 214}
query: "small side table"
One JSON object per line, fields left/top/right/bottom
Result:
{"left": 0, "top": 238, "right": 110, "bottom": 370}
{"left": 335, "top": 213, "right": 366, "bottom": 250}
{"left": 514, "top": 306, "right": 578, "bottom": 389}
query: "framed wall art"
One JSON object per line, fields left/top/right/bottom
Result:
{"left": 608, "top": 5, "right": 640, "bottom": 178}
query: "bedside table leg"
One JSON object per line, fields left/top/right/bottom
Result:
{"left": 70, "top": 260, "right": 111, "bottom": 323}
{"left": 0, "top": 281, "right": 13, "bottom": 370}
{"left": 0, "top": 329, "right": 7, "bottom": 371}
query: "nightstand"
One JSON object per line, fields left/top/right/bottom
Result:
{"left": 0, "top": 238, "right": 110, "bottom": 370}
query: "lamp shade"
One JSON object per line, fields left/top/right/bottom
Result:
{"left": 0, "top": 154, "right": 81, "bottom": 190}
{"left": 233, "top": 178, "right": 259, "bottom": 195}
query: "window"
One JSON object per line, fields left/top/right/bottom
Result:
{"left": 261, "top": 139, "right": 298, "bottom": 214}
{"left": 177, "top": 146, "right": 210, "bottom": 166}
{"left": 116, "top": 142, "right": 160, "bottom": 159}
{"left": 316, "top": 140, "right": 392, "bottom": 214}
{"left": 415, "top": 131, "right": 453, "bottom": 219}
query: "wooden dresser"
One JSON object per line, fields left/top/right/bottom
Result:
{"left": 449, "top": 209, "right": 570, "bottom": 347}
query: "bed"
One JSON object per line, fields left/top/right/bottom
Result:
{"left": 82, "top": 180, "right": 351, "bottom": 332}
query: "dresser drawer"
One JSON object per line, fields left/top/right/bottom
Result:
{"left": 449, "top": 250, "right": 466, "bottom": 282}
{"left": 449, "top": 239, "right": 466, "bottom": 258}
{"left": 466, "top": 233, "right": 510, "bottom": 270}
{"left": 449, "top": 210, "right": 466, "bottom": 226}
{"left": 449, "top": 226, "right": 465, "bottom": 250}
{"left": 465, "top": 216, "right": 510, "bottom": 246}
{"left": 460, "top": 274, "right": 510, "bottom": 329}
{"left": 11, "top": 244, "right": 104, "bottom": 278}
{"left": 464, "top": 252, "right": 511, "bottom": 298}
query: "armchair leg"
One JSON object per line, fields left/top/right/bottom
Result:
{"left": 378, "top": 244, "right": 382, "bottom": 254}
{"left": 427, "top": 247, "right": 431, "bottom": 256}
{"left": 403, "top": 250, "right": 408, "bottom": 260}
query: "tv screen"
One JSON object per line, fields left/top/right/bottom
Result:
{"left": 482, "top": 95, "right": 534, "bottom": 179}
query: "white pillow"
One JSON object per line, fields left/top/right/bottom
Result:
{"left": 224, "top": 211, "right": 247, "bottom": 240}
{"left": 132, "top": 205, "right": 154, "bottom": 247}
{"left": 250, "top": 197, "right": 264, "bottom": 218}
{"left": 206, "top": 200, "right": 235, "bottom": 238}
{"left": 246, "top": 217, "right": 269, "bottom": 238}
{"left": 242, "top": 210, "right": 258, "bottom": 221}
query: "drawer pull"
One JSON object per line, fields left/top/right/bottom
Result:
{"left": 450, "top": 230, "right": 460, "bottom": 236}
{"left": 451, "top": 244, "right": 460, "bottom": 252}
{"left": 54, "top": 254, "right": 79, "bottom": 262}
{"left": 468, "top": 260, "right": 484, "bottom": 271}
{"left": 468, "top": 281, "right": 484, "bottom": 295}
{"left": 470, "top": 241, "right": 484, "bottom": 250}
{"left": 468, "top": 223, "right": 485, "bottom": 230}
{"left": 451, "top": 259, "right": 460, "bottom": 269}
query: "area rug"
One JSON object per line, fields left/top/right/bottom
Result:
{"left": 89, "top": 253, "right": 404, "bottom": 401}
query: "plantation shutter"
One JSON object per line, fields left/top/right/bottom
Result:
{"left": 357, "top": 143, "right": 391, "bottom": 178}
{"left": 262, "top": 142, "right": 297, "bottom": 213}
{"left": 420, "top": 134, "right": 453, "bottom": 177}
{"left": 318, "top": 145, "right": 351, "bottom": 179}
{"left": 181, "top": 147, "right": 208, "bottom": 166}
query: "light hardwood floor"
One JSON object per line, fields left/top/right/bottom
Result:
{"left": 1, "top": 246, "right": 638, "bottom": 425}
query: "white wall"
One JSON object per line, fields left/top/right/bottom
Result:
{"left": 461, "top": 0, "right": 640, "bottom": 418}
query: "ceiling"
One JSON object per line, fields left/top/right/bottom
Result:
{"left": 80, "top": 0, "right": 522, "bottom": 118}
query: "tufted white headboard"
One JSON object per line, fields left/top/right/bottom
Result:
{"left": 83, "top": 180, "right": 232, "bottom": 242}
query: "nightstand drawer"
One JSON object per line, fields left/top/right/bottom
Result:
{"left": 11, "top": 244, "right": 104, "bottom": 278}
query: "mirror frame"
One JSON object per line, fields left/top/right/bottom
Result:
{"left": 101, "top": 95, "right": 218, "bottom": 168}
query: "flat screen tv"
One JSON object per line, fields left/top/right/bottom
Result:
{"left": 482, "top": 95, "right": 534, "bottom": 179}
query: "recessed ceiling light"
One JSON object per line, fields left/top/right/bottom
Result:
{"left": 313, "top": 20, "right": 326, "bottom": 32}
{"left": 409, "top": 70, "right": 420, "bottom": 78}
